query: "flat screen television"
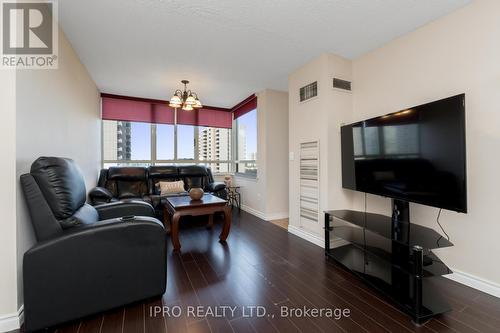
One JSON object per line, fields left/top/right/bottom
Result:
{"left": 341, "top": 94, "right": 467, "bottom": 213}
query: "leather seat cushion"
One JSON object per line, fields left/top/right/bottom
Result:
{"left": 116, "top": 180, "right": 148, "bottom": 199}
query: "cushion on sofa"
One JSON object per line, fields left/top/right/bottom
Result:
{"left": 159, "top": 180, "right": 185, "bottom": 195}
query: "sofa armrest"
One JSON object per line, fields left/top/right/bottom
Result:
{"left": 89, "top": 186, "right": 113, "bottom": 205}
{"left": 205, "top": 181, "right": 226, "bottom": 193}
{"left": 23, "top": 217, "right": 166, "bottom": 332}
{"left": 94, "top": 200, "right": 155, "bottom": 220}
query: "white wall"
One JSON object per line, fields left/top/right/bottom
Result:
{"left": 15, "top": 27, "right": 101, "bottom": 316}
{"left": 351, "top": 0, "right": 500, "bottom": 287}
{"left": 288, "top": 54, "right": 354, "bottom": 238}
{"left": 263, "top": 90, "right": 289, "bottom": 219}
{"left": 235, "top": 89, "right": 289, "bottom": 221}
{"left": 0, "top": 69, "right": 20, "bottom": 332}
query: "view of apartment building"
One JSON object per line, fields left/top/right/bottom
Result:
{"left": 198, "top": 127, "right": 231, "bottom": 173}
{"left": 102, "top": 121, "right": 132, "bottom": 160}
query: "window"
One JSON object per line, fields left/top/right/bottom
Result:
{"left": 235, "top": 109, "right": 257, "bottom": 177}
{"left": 156, "top": 124, "right": 174, "bottom": 160}
{"left": 129, "top": 122, "right": 151, "bottom": 160}
{"left": 102, "top": 120, "right": 151, "bottom": 163}
{"left": 198, "top": 127, "right": 232, "bottom": 173}
{"left": 177, "top": 125, "right": 195, "bottom": 160}
{"left": 102, "top": 121, "right": 234, "bottom": 174}
{"left": 101, "top": 95, "right": 235, "bottom": 173}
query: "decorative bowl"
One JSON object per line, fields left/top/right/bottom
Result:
{"left": 189, "top": 187, "right": 204, "bottom": 201}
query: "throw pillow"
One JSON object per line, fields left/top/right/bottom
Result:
{"left": 159, "top": 180, "right": 185, "bottom": 195}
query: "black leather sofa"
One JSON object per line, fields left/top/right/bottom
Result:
{"left": 20, "top": 157, "right": 167, "bottom": 332}
{"left": 89, "top": 165, "right": 227, "bottom": 215}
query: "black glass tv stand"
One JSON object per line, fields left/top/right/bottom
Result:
{"left": 324, "top": 200, "right": 453, "bottom": 325}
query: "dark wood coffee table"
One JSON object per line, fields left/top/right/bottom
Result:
{"left": 163, "top": 194, "right": 231, "bottom": 251}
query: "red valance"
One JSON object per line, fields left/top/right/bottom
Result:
{"left": 232, "top": 94, "right": 257, "bottom": 119}
{"left": 177, "top": 108, "right": 198, "bottom": 126}
{"left": 101, "top": 96, "right": 174, "bottom": 124}
{"left": 198, "top": 108, "right": 232, "bottom": 129}
{"left": 101, "top": 93, "right": 232, "bottom": 128}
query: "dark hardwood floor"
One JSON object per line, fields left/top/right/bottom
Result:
{"left": 19, "top": 210, "right": 500, "bottom": 333}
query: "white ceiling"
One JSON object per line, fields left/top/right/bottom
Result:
{"left": 58, "top": 0, "right": 471, "bottom": 108}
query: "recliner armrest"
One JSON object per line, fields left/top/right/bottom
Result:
{"left": 89, "top": 186, "right": 113, "bottom": 204}
{"left": 205, "top": 182, "right": 226, "bottom": 193}
{"left": 94, "top": 200, "right": 155, "bottom": 220}
{"left": 23, "top": 217, "right": 166, "bottom": 332}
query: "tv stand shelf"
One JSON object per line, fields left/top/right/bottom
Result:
{"left": 324, "top": 207, "right": 453, "bottom": 325}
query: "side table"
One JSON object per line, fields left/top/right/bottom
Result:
{"left": 226, "top": 186, "right": 241, "bottom": 210}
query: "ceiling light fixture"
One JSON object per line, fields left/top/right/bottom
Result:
{"left": 169, "top": 80, "right": 203, "bottom": 111}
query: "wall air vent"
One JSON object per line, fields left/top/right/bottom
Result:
{"left": 299, "top": 81, "right": 318, "bottom": 102}
{"left": 333, "top": 78, "right": 352, "bottom": 91}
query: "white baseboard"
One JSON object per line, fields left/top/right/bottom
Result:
{"left": 0, "top": 305, "right": 23, "bottom": 333}
{"left": 265, "top": 212, "right": 289, "bottom": 221}
{"left": 240, "top": 204, "right": 266, "bottom": 220}
{"left": 287, "top": 225, "right": 349, "bottom": 249}
{"left": 287, "top": 225, "right": 500, "bottom": 300}
{"left": 445, "top": 269, "right": 500, "bottom": 298}
{"left": 287, "top": 225, "right": 347, "bottom": 249}
{"left": 240, "top": 204, "right": 288, "bottom": 222}
{"left": 287, "top": 225, "right": 324, "bottom": 247}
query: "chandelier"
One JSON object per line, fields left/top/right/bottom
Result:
{"left": 169, "top": 80, "right": 203, "bottom": 111}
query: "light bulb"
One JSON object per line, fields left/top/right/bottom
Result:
{"left": 169, "top": 95, "right": 181, "bottom": 106}
{"left": 193, "top": 99, "right": 203, "bottom": 108}
{"left": 185, "top": 95, "right": 196, "bottom": 105}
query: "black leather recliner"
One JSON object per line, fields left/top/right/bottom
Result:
{"left": 89, "top": 165, "right": 227, "bottom": 211}
{"left": 20, "top": 157, "right": 167, "bottom": 332}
